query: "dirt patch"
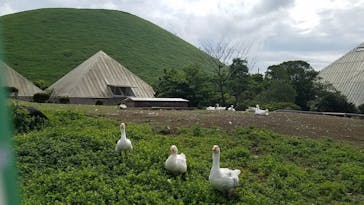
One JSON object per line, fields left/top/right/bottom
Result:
{"left": 101, "top": 109, "right": 364, "bottom": 148}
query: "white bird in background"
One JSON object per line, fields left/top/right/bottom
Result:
{"left": 215, "top": 103, "right": 226, "bottom": 110}
{"left": 228, "top": 105, "right": 236, "bottom": 111}
{"left": 165, "top": 145, "right": 187, "bottom": 176}
{"left": 209, "top": 145, "right": 241, "bottom": 198}
{"left": 115, "top": 123, "right": 133, "bottom": 154}
{"left": 255, "top": 104, "right": 269, "bottom": 116}
{"left": 206, "top": 106, "right": 216, "bottom": 110}
{"left": 119, "top": 103, "right": 127, "bottom": 109}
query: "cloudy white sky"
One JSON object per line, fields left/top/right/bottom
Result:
{"left": 1, "top": 0, "right": 364, "bottom": 72}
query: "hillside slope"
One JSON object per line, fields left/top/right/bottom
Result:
{"left": 0, "top": 8, "right": 213, "bottom": 86}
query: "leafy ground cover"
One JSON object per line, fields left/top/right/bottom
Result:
{"left": 14, "top": 110, "right": 364, "bottom": 204}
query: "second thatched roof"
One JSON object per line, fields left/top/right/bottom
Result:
{"left": 319, "top": 42, "right": 364, "bottom": 106}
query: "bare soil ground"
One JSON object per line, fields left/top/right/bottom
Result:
{"left": 17, "top": 101, "right": 363, "bottom": 148}
{"left": 105, "top": 109, "right": 364, "bottom": 148}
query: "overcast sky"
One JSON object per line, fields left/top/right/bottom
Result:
{"left": 1, "top": 0, "right": 364, "bottom": 72}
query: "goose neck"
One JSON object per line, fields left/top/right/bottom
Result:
{"left": 120, "top": 128, "right": 126, "bottom": 140}
{"left": 212, "top": 152, "right": 220, "bottom": 169}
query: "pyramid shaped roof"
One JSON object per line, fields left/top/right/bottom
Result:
{"left": 319, "top": 43, "right": 364, "bottom": 106}
{"left": 48, "top": 51, "right": 155, "bottom": 98}
{"left": 1, "top": 61, "right": 43, "bottom": 96}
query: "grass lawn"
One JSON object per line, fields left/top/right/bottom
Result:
{"left": 13, "top": 102, "right": 364, "bottom": 204}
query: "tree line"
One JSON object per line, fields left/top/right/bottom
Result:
{"left": 156, "top": 59, "right": 363, "bottom": 113}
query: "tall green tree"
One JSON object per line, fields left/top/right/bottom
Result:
{"left": 265, "top": 61, "right": 319, "bottom": 110}
{"left": 211, "top": 63, "right": 229, "bottom": 106}
{"left": 156, "top": 65, "right": 213, "bottom": 108}
{"left": 155, "top": 68, "right": 188, "bottom": 98}
{"left": 228, "top": 58, "right": 249, "bottom": 104}
{"left": 201, "top": 39, "right": 250, "bottom": 106}
{"left": 259, "top": 79, "right": 297, "bottom": 103}
{"left": 183, "top": 65, "right": 215, "bottom": 107}
{"left": 247, "top": 73, "right": 266, "bottom": 100}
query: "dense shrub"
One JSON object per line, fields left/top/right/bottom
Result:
{"left": 59, "top": 96, "right": 70, "bottom": 104}
{"left": 33, "top": 80, "right": 48, "bottom": 90}
{"left": 315, "top": 92, "right": 357, "bottom": 113}
{"left": 358, "top": 104, "right": 364, "bottom": 114}
{"left": 263, "top": 102, "right": 301, "bottom": 111}
{"left": 10, "top": 103, "right": 48, "bottom": 133}
{"left": 33, "top": 92, "right": 50, "bottom": 103}
{"left": 6, "top": 86, "right": 19, "bottom": 97}
{"left": 95, "top": 100, "right": 103, "bottom": 105}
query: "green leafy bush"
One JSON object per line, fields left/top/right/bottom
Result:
{"left": 33, "top": 80, "right": 48, "bottom": 90}
{"left": 58, "top": 96, "right": 70, "bottom": 104}
{"left": 263, "top": 102, "right": 301, "bottom": 111}
{"left": 10, "top": 103, "right": 48, "bottom": 133}
{"left": 358, "top": 104, "right": 364, "bottom": 114}
{"left": 33, "top": 92, "right": 50, "bottom": 103}
{"left": 95, "top": 100, "right": 103, "bottom": 105}
{"left": 6, "top": 86, "right": 19, "bottom": 97}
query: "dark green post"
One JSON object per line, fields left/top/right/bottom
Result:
{"left": 0, "top": 25, "right": 21, "bottom": 205}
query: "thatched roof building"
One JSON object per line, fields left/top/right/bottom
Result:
{"left": 48, "top": 51, "right": 155, "bottom": 104}
{"left": 319, "top": 43, "right": 364, "bottom": 106}
{"left": 1, "top": 61, "right": 43, "bottom": 99}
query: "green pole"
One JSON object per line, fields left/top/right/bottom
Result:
{"left": 0, "top": 24, "right": 21, "bottom": 205}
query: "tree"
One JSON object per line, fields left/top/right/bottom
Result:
{"left": 182, "top": 65, "right": 215, "bottom": 107}
{"left": 201, "top": 39, "right": 251, "bottom": 106}
{"left": 156, "top": 65, "right": 214, "bottom": 108}
{"left": 228, "top": 58, "right": 249, "bottom": 104}
{"left": 33, "top": 80, "right": 48, "bottom": 90}
{"left": 155, "top": 68, "right": 188, "bottom": 99}
{"left": 308, "top": 82, "right": 357, "bottom": 113}
{"left": 265, "top": 61, "right": 319, "bottom": 110}
{"left": 247, "top": 73, "right": 266, "bottom": 100}
{"left": 259, "top": 79, "right": 297, "bottom": 103}
{"left": 316, "top": 91, "right": 357, "bottom": 113}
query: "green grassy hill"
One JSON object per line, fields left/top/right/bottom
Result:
{"left": 0, "top": 8, "right": 213, "bottom": 86}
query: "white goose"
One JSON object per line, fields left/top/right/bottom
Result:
{"left": 228, "top": 105, "right": 236, "bottom": 111}
{"left": 209, "top": 145, "right": 240, "bottom": 197}
{"left": 255, "top": 104, "right": 269, "bottom": 116}
{"left": 115, "top": 123, "right": 133, "bottom": 153}
{"left": 165, "top": 145, "right": 187, "bottom": 175}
